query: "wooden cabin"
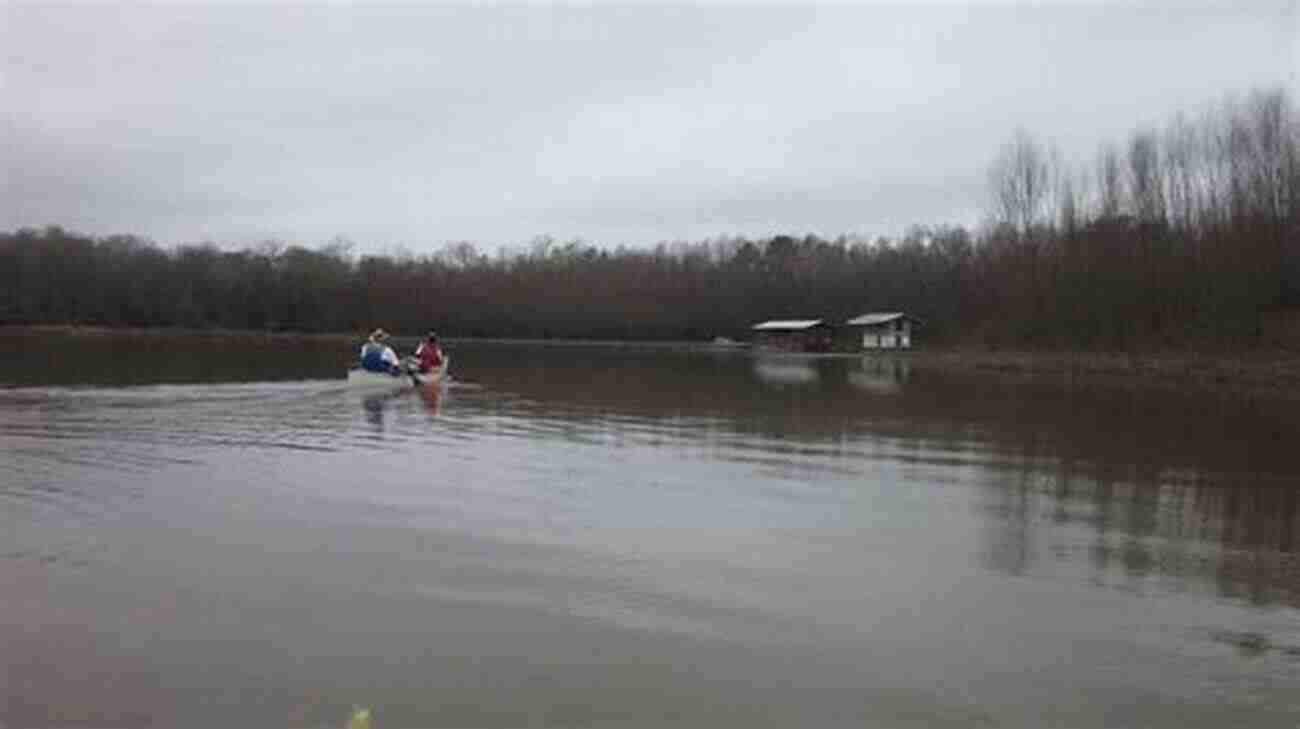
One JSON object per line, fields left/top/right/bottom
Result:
{"left": 751, "top": 319, "right": 834, "bottom": 353}
{"left": 843, "top": 312, "right": 922, "bottom": 350}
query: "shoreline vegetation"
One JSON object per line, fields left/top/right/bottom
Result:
{"left": 3, "top": 86, "right": 1297, "bottom": 389}
{"left": 5, "top": 324, "right": 1300, "bottom": 397}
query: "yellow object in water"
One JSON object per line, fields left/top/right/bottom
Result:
{"left": 346, "top": 706, "right": 372, "bottom": 729}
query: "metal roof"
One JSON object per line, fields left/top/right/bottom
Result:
{"left": 752, "top": 319, "right": 825, "bottom": 331}
{"left": 845, "top": 312, "right": 920, "bottom": 327}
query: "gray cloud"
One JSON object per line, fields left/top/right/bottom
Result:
{"left": 4, "top": 2, "right": 1296, "bottom": 251}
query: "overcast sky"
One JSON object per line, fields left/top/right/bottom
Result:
{"left": 4, "top": 2, "right": 1297, "bottom": 253}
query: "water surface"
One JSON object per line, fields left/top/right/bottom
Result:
{"left": 2, "top": 336, "right": 1298, "bottom": 728}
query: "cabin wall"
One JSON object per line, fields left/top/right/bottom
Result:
{"left": 754, "top": 328, "right": 834, "bottom": 352}
{"left": 858, "top": 320, "right": 912, "bottom": 350}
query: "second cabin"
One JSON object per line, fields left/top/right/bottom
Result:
{"left": 842, "top": 312, "right": 923, "bottom": 350}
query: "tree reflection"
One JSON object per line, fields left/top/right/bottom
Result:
{"left": 451, "top": 344, "right": 1300, "bottom": 611}
{"left": 978, "top": 440, "right": 1300, "bottom": 609}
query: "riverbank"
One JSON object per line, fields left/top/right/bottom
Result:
{"left": 5, "top": 325, "right": 1299, "bottom": 397}
{"left": 908, "top": 347, "right": 1300, "bottom": 398}
{"left": 0, "top": 324, "right": 362, "bottom": 342}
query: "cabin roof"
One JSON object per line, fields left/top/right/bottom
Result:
{"left": 844, "top": 312, "right": 922, "bottom": 327}
{"left": 752, "top": 319, "right": 825, "bottom": 331}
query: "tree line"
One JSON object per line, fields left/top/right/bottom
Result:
{"left": 3, "top": 87, "right": 1297, "bottom": 350}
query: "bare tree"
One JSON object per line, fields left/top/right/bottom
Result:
{"left": 1057, "top": 166, "right": 1084, "bottom": 236}
{"left": 1096, "top": 142, "right": 1125, "bottom": 220}
{"left": 1243, "top": 89, "right": 1291, "bottom": 226}
{"left": 1163, "top": 112, "right": 1199, "bottom": 233}
{"left": 1128, "top": 129, "right": 1166, "bottom": 225}
{"left": 988, "top": 128, "right": 1051, "bottom": 236}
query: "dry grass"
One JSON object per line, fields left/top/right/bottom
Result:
{"left": 908, "top": 347, "right": 1300, "bottom": 398}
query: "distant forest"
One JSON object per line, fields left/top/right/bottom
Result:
{"left": 4, "top": 88, "right": 1297, "bottom": 350}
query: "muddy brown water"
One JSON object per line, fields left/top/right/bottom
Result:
{"left": 2, "top": 337, "right": 1297, "bottom": 727}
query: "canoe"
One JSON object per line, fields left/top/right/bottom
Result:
{"left": 346, "top": 359, "right": 448, "bottom": 392}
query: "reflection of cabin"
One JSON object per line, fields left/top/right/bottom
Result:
{"left": 847, "top": 357, "right": 911, "bottom": 393}
{"left": 843, "top": 312, "right": 922, "bottom": 350}
{"left": 753, "top": 359, "right": 820, "bottom": 385}
{"left": 751, "top": 319, "right": 834, "bottom": 352}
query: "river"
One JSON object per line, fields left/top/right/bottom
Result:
{"left": 2, "top": 335, "right": 1297, "bottom": 728}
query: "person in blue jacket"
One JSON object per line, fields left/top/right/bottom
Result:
{"left": 359, "top": 329, "right": 401, "bottom": 374}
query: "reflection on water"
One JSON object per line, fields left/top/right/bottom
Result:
{"left": 0, "top": 331, "right": 357, "bottom": 387}
{"left": 361, "top": 393, "right": 390, "bottom": 429}
{"left": 447, "top": 345, "right": 1300, "bottom": 612}
{"left": 981, "top": 455, "right": 1300, "bottom": 608}
{"left": 361, "top": 386, "right": 443, "bottom": 430}
{"left": 751, "top": 354, "right": 912, "bottom": 392}
{"left": 416, "top": 384, "right": 442, "bottom": 416}
{"left": 2, "top": 338, "right": 1298, "bottom": 728}
{"left": 753, "top": 356, "right": 820, "bottom": 385}
{"left": 847, "top": 357, "right": 910, "bottom": 393}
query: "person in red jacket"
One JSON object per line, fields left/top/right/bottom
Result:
{"left": 414, "top": 331, "right": 444, "bottom": 373}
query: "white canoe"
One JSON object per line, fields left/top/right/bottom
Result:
{"left": 346, "top": 361, "right": 447, "bottom": 392}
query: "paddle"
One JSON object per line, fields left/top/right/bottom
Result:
{"left": 399, "top": 356, "right": 420, "bottom": 387}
